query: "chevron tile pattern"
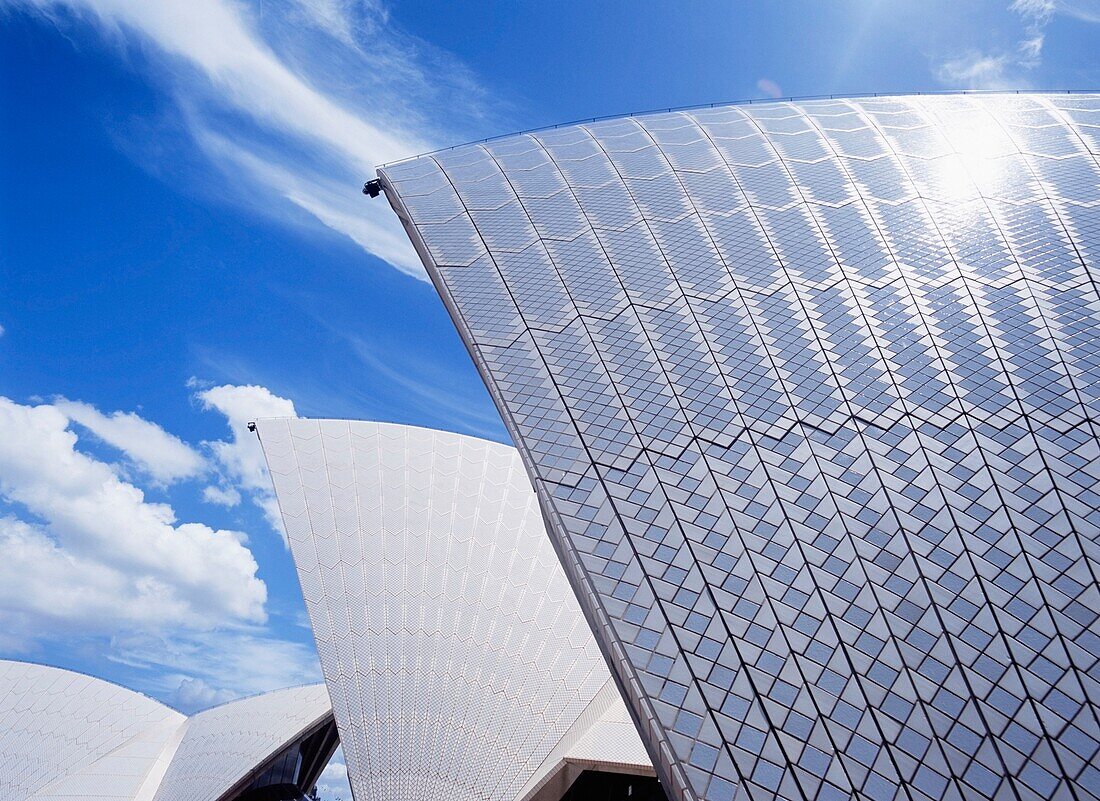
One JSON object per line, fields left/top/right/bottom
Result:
{"left": 380, "top": 93, "right": 1100, "bottom": 801}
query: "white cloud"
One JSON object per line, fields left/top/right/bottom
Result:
{"left": 935, "top": 0, "right": 1098, "bottom": 87}
{"left": 935, "top": 52, "right": 1013, "bottom": 89}
{"left": 0, "top": 391, "right": 325, "bottom": 720}
{"left": 197, "top": 383, "right": 297, "bottom": 540}
{"left": 202, "top": 484, "right": 241, "bottom": 507}
{"left": 6, "top": 0, "right": 495, "bottom": 278}
{"left": 1012, "top": 0, "right": 1056, "bottom": 15}
{"left": 1058, "top": 0, "right": 1100, "bottom": 22}
{"left": 1019, "top": 32, "right": 1046, "bottom": 63}
{"left": 111, "top": 627, "right": 321, "bottom": 707}
{"left": 287, "top": 0, "right": 377, "bottom": 49}
{"left": 315, "top": 748, "right": 353, "bottom": 801}
{"left": 0, "top": 397, "right": 266, "bottom": 648}
{"left": 170, "top": 676, "right": 236, "bottom": 713}
{"left": 195, "top": 129, "right": 424, "bottom": 277}
{"left": 1011, "top": 0, "right": 1055, "bottom": 66}
{"left": 54, "top": 398, "right": 208, "bottom": 484}
{"left": 335, "top": 329, "right": 505, "bottom": 440}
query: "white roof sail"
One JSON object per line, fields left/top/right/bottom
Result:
{"left": 0, "top": 661, "right": 183, "bottom": 800}
{"left": 256, "top": 418, "right": 654, "bottom": 801}
{"left": 0, "top": 660, "right": 334, "bottom": 801}
{"left": 151, "top": 683, "right": 333, "bottom": 801}
{"left": 377, "top": 93, "right": 1100, "bottom": 801}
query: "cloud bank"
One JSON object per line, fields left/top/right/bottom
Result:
{"left": 0, "top": 397, "right": 266, "bottom": 647}
{"left": 0, "top": 383, "right": 314, "bottom": 703}
{"left": 114, "top": 627, "right": 321, "bottom": 713}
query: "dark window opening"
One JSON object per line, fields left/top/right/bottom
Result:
{"left": 562, "top": 770, "right": 668, "bottom": 801}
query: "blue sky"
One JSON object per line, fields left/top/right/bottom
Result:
{"left": 1, "top": 1, "right": 1098, "bottom": 796}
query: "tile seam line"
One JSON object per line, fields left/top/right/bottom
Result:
{"left": 627, "top": 107, "right": 943, "bottom": 801}
{"left": 730, "top": 97, "right": 1051, "bottom": 800}
{"left": 564, "top": 118, "right": 875, "bottom": 801}
{"left": 871, "top": 94, "right": 1100, "bottom": 681}
{"left": 914, "top": 93, "right": 1100, "bottom": 741}
{"left": 492, "top": 128, "right": 802, "bottom": 801}
{"left": 659, "top": 107, "right": 954, "bottom": 800}
{"left": 730, "top": 99, "right": 1041, "bottom": 801}
{"left": 841, "top": 95, "right": 1090, "bottom": 801}
{"left": 793, "top": 95, "right": 1100, "bottom": 793}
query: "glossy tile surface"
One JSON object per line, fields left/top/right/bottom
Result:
{"left": 381, "top": 94, "right": 1100, "bottom": 801}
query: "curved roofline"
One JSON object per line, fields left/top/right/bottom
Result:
{"left": 259, "top": 416, "right": 628, "bottom": 801}
{"left": 376, "top": 87, "right": 1100, "bottom": 169}
{"left": 0, "top": 658, "right": 328, "bottom": 718}
{"left": 181, "top": 679, "right": 329, "bottom": 717}
{"left": 0, "top": 659, "right": 336, "bottom": 801}
{"left": 159, "top": 697, "right": 337, "bottom": 801}
{"left": 0, "top": 658, "right": 182, "bottom": 715}
{"left": 215, "top": 715, "right": 338, "bottom": 801}
{"left": 252, "top": 415, "right": 515, "bottom": 451}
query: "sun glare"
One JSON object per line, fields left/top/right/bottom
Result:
{"left": 935, "top": 116, "right": 1016, "bottom": 200}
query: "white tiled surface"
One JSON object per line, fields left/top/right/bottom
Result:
{"left": 152, "top": 683, "right": 332, "bottom": 801}
{"left": 568, "top": 698, "right": 654, "bottom": 769}
{"left": 257, "top": 419, "right": 650, "bottom": 801}
{"left": 0, "top": 660, "right": 332, "bottom": 801}
{"left": 30, "top": 718, "right": 184, "bottom": 801}
{"left": 0, "top": 661, "right": 184, "bottom": 800}
{"left": 381, "top": 94, "right": 1100, "bottom": 801}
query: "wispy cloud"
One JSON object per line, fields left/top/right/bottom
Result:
{"left": 348, "top": 334, "right": 506, "bottom": 440}
{"left": 934, "top": 0, "right": 1096, "bottom": 88}
{"left": 1057, "top": 0, "right": 1100, "bottom": 22}
{"left": 54, "top": 398, "right": 209, "bottom": 484}
{"left": 935, "top": 52, "right": 1015, "bottom": 89}
{"left": 7, "top": 0, "right": 498, "bottom": 277}
{"left": 1012, "top": 0, "right": 1055, "bottom": 67}
{"left": 196, "top": 128, "right": 423, "bottom": 276}
{"left": 109, "top": 627, "right": 321, "bottom": 710}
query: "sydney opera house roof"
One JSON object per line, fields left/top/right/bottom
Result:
{"left": 0, "top": 660, "right": 337, "bottom": 801}
{"left": 256, "top": 418, "right": 655, "bottom": 801}
{"left": 12, "top": 91, "right": 1097, "bottom": 801}
{"left": 377, "top": 93, "right": 1100, "bottom": 801}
